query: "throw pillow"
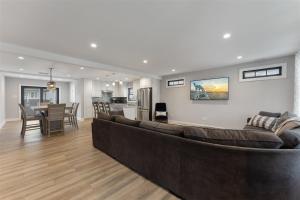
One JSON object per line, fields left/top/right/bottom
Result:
{"left": 272, "top": 111, "right": 297, "bottom": 132}
{"left": 274, "top": 117, "right": 300, "bottom": 136}
{"left": 259, "top": 111, "right": 281, "bottom": 118}
{"left": 183, "top": 126, "right": 283, "bottom": 149}
{"left": 156, "top": 111, "right": 167, "bottom": 117}
{"left": 248, "top": 114, "right": 278, "bottom": 131}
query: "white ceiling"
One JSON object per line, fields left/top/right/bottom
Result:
{"left": 0, "top": 51, "right": 139, "bottom": 82}
{"left": 0, "top": 0, "right": 299, "bottom": 76}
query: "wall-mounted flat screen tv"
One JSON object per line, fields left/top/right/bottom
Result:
{"left": 190, "top": 77, "right": 229, "bottom": 100}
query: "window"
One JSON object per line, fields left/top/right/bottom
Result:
{"left": 239, "top": 63, "right": 287, "bottom": 82}
{"left": 128, "top": 87, "right": 135, "bottom": 101}
{"left": 166, "top": 78, "right": 185, "bottom": 88}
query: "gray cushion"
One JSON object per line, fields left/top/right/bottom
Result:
{"left": 139, "top": 121, "right": 184, "bottom": 136}
{"left": 243, "top": 125, "right": 272, "bottom": 133}
{"left": 183, "top": 126, "right": 283, "bottom": 149}
{"left": 278, "top": 128, "right": 300, "bottom": 149}
{"left": 97, "top": 112, "right": 112, "bottom": 121}
{"left": 114, "top": 115, "right": 140, "bottom": 127}
{"left": 259, "top": 111, "right": 281, "bottom": 118}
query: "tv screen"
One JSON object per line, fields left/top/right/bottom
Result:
{"left": 190, "top": 77, "right": 229, "bottom": 100}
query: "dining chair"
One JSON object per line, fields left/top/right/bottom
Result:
{"left": 65, "top": 103, "right": 79, "bottom": 129}
{"left": 45, "top": 104, "right": 66, "bottom": 137}
{"left": 19, "top": 104, "right": 44, "bottom": 136}
{"left": 92, "top": 102, "right": 100, "bottom": 118}
{"left": 104, "top": 102, "right": 111, "bottom": 114}
{"left": 98, "top": 102, "right": 106, "bottom": 113}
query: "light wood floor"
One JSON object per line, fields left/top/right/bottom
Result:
{"left": 0, "top": 120, "right": 179, "bottom": 200}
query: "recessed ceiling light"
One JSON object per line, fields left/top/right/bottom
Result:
{"left": 171, "top": 69, "right": 176, "bottom": 72}
{"left": 119, "top": 81, "right": 123, "bottom": 85}
{"left": 19, "top": 68, "right": 24, "bottom": 71}
{"left": 223, "top": 33, "right": 231, "bottom": 39}
{"left": 96, "top": 77, "right": 100, "bottom": 80}
{"left": 105, "top": 83, "right": 110, "bottom": 87}
{"left": 18, "top": 56, "right": 24, "bottom": 60}
{"left": 237, "top": 56, "right": 243, "bottom": 59}
{"left": 112, "top": 82, "right": 116, "bottom": 86}
{"left": 80, "top": 66, "right": 85, "bottom": 70}
{"left": 90, "top": 43, "right": 97, "bottom": 48}
{"left": 143, "top": 60, "right": 148, "bottom": 64}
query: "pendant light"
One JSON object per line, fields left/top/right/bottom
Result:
{"left": 47, "top": 67, "right": 56, "bottom": 90}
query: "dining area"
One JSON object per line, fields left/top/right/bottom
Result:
{"left": 18, "top": 102, "right": 79, "bottom": 137}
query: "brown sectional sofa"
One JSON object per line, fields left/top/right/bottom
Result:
{"left": 92, "top": 116, "right": 300, "bottom": 200}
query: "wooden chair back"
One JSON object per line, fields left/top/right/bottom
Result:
{"left": 98, "top": 102, "right": 106, "bottom": 113}
{"left": 18, "top": 104, "right": 26, "bottom": 119}
{"left": 92, "top": 102, "right": 100, "bottom": 118}
{"left": 104, "top": 103, "right": 111, "bottom": 114}
{"left": 47, "top": 104, "right": 66, "bottom": 120}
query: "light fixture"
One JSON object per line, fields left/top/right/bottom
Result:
{"left": 237, "top": 56, "right": 243, "bottom": 60}
{"left": 171, "top": 69, "right": 176, "bottom": 72}
{"left": 223, "top": 33, "right": 231, "bottom": 39}
{"left": 119, "top": 81, "right": 123, "bottom": 85}
{"left": 19, "top": 68, "right": 24, "bottom": 71}
{"left": 143, "top": 60, "right": 148, "bottom": 64}
{"left": 105, "top": 83, "right": 110, "bottom": 87}
{"left": 90, "top": 43, "right": 97, "bottom": 48}
{"left": 112, "top": 82, "right": 116, "bottom": 86}
{"left": 47, "top": 68, "right": 56, "bottom": 90}
{"left": 80, "top": 66, "right": 85, "bottom": 70}
{"left": 18, "top": 56, "right": 24, "bottom": 60}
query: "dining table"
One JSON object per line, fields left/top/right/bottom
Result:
{"left": 32, "top": 105, "right": 73, "bottom": 135}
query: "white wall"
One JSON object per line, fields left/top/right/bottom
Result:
{"left": 5, "top": 77, "right": 71, "bottom": 120}
{"left": 294, "top": 51, "right": 300, "bottom": 115}
{"left": 160, "top": 55, "right": 295, "bottom": 129}
{"left": 0, "top": 73, "right": 5, "bottom": 128}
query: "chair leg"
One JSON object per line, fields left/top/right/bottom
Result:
{"left": 48, "top": 121, "right": 50, "bottom": 137}
{"left": 21, "top": 119, "right": 26, "bottom": 135}
{"left": 74, "top": 116, "right": 78, "bottom": 129}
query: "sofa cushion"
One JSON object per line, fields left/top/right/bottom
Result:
{"left": 183, "top": 126, "right": 283, "bottom": 149}
{"left": 114, "top": 115, "right": 140, "bottom": 127}
{"left": 259, "top": 111, "right": 281, "bottom": 118}
{"left": 278, "top": 128, "right": 300, "bottom": 149}
{"left": 247, "top": 114, "right": 278, "bottom": 131}
{"left": 139, "top": 121, "right": 183, "bottom": 136}
{"left": 274, "top": 118, "right": 300, "bottom": 136}
{"left": 272, "top": 111, "right": 297, "bottom": 132}
{"left": 97, "top": 111, "right": 112, "bottom": 121}
{"left": 243, "top": 125, "right": 271, "bottom": 133}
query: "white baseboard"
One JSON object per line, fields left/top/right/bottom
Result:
{"left": 5, "top": 118, "right": 20, "bottom": 122}
{"left": 0, "top": 121, "right": 5, "bottom": 129}
{"left": 168, "top": 120, "right": 224, "bottom": 129}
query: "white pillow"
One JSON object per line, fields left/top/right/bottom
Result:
{"left": 156, "top": 111, "right": 167, "bottom": 117}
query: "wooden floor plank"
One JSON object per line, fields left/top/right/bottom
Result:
{"left": 0, "top": 120, "right": 180, "bottom": 200}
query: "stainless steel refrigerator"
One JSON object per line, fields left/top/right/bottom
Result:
{"left": 137, "top": 87, "right": 152, "bottom": 121}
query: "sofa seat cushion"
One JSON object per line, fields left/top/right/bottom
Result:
{"left": 243, "top": 125, "right": 271, "bottom": 133}
{"left": 114, "top": 115, "right": 141, "bottom": 127}
{"left": 97, "top": 111, "right": 113, "bottom": 121}
{"left": 139, "top": 121, "right": 183, "bottom": 136}
{"left": 183, "top": 126, "right": 283, "bottom": 149}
